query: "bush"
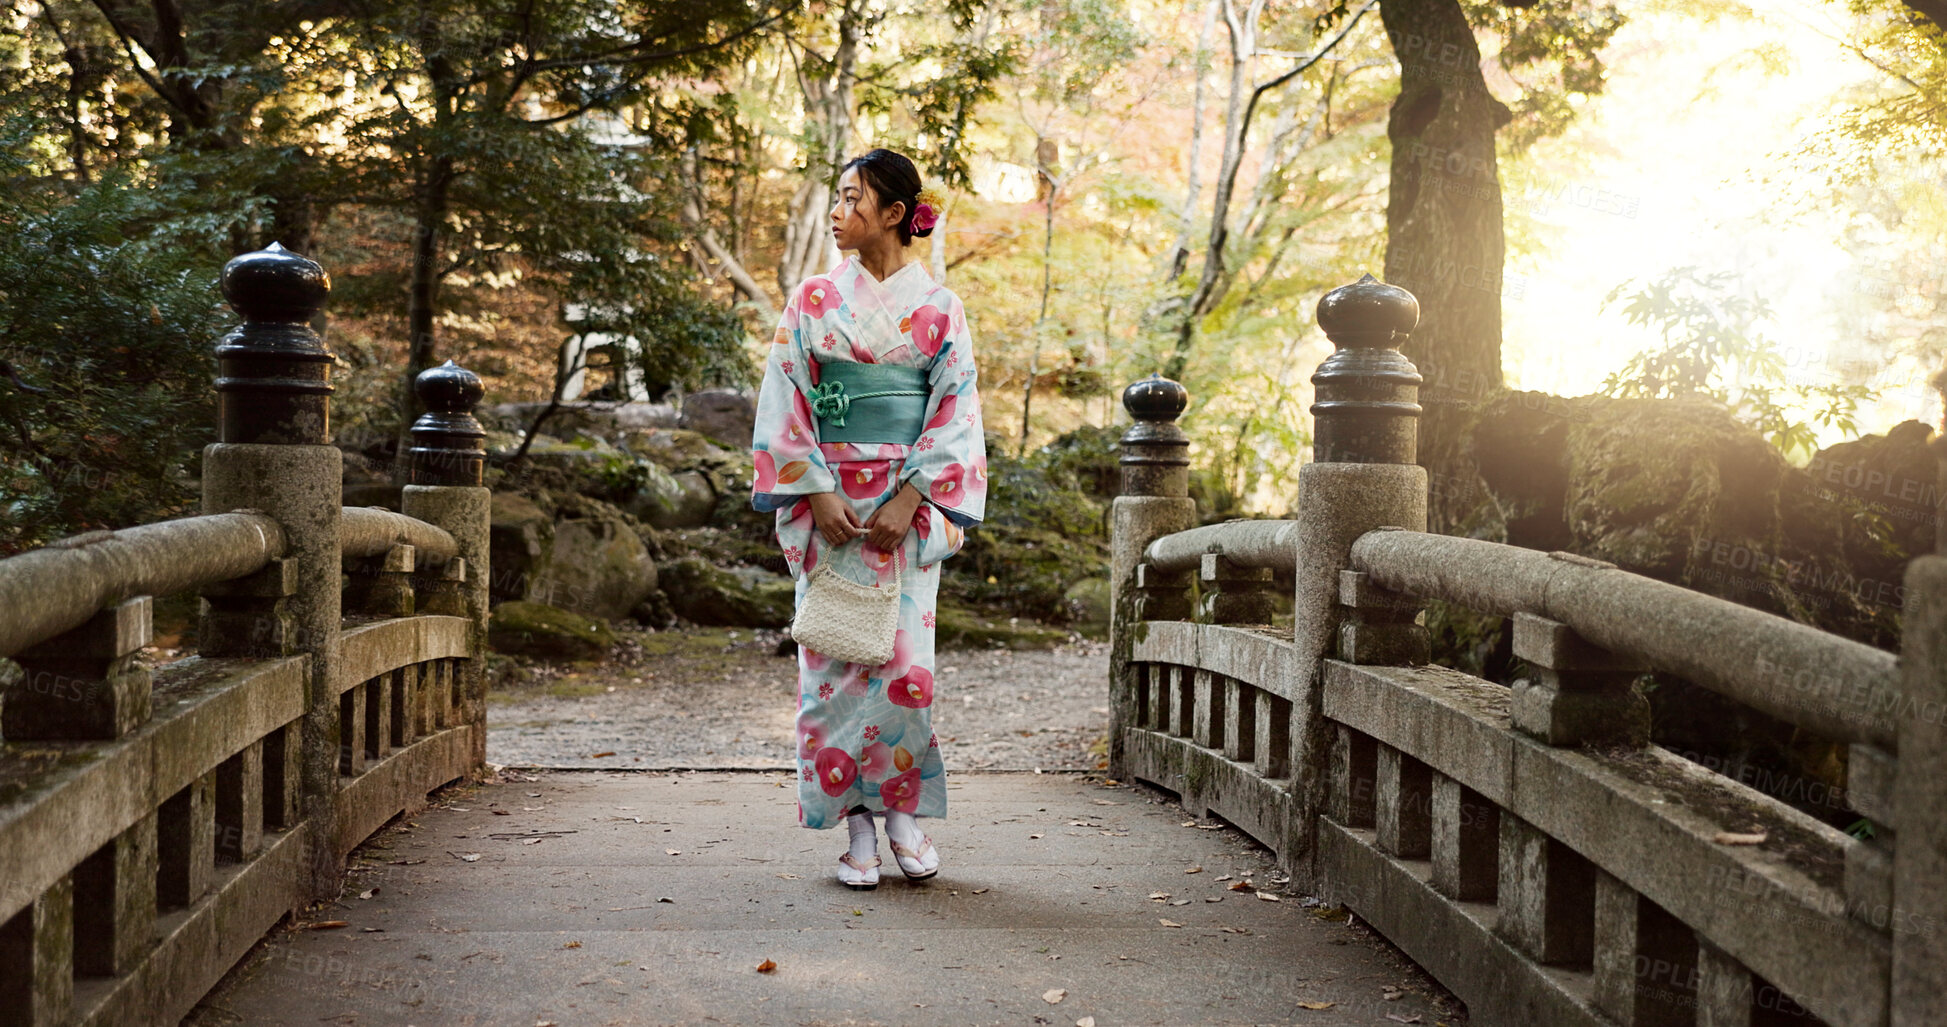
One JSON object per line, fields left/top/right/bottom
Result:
{"left": 0, "top": 147, "right": 257, "bottom": 553}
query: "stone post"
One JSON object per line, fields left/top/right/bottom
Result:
{"left": 401, "top": 360, "right": 491, "bottom": 773}
{"left": 1293, "top": 274, "right": 1428, "bottom": 892}
{"left": 1886, "top": 430, "right": 1947, "bottom": 1025}
{"left": 199, "top": 242, "right": 344, "bottom": 903}
{"left": 1108, "top": 375, "right": 1196, "bottom": 780}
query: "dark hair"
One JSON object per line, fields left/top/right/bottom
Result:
{"left": 840, "top": 148, "right": 932, "bottom": 244}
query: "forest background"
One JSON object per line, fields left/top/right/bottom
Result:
{"left": 2, "top": 0, "right": 1944, "bottom": 558}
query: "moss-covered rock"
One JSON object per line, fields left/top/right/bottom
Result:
{"left": 488, "top": 492, "right": 554, "bottom": 603}
{"left": 657, "top": 556, "right": 796, "bottom": 627}
{"left": 1063, "top": 576, "right": 1112, "bottom": 639}
{"left": 943, "top": 438, "right": 1109, "bottom": 624}
{"left": 488, "top": 600, "right": 617, "bottom": 660}
{"left": 935, "top": 603, "right": 1072, "bottom": 650}
{"left": 622, "top": 464, "right": 718, "bottom": 530}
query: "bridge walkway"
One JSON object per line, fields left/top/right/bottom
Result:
{"left": 188, "top": 771, "right": 1462, "bottom": 1026}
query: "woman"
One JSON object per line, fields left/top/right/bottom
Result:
{"left": 750, "top": 148, "right": 988, "bottom": 890}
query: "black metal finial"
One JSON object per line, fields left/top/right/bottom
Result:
{"left": 1129, "top": 374, "right": 1183, "bottom": 446}
{"left": 1119, "top": 374, "right": 1190, "bottom": 497}
{"left": 1310, "top": 274, "right": 1423, "bottom": 464}
{"left": 214, "top": 243, "right": 335, "bottom": 444}
{"left": 409, "top": 360, "right": 487, "bottom": 486}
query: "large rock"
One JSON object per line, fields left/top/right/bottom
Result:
{"left": 621, "top": 427, "right": 741, "bottom": 472}
{"left": 488, "top": 600, "right": 616, "bottom": 660}
{"left": 488, "top": 493, "right": 555, "bottom": 603}
{"left": 658, "top": 557, "right": 795, "bottom": 627}
{"left": 679, "top": 389, "right": 757, "bottom": 449}
{"left": 489, "top": 492, "right": 658, "bottom": 621}
{"left": 620, "top": 463, "right": 718, "bottom": 530}
{"left": 529, "top": 504, "right": 658, "bottom": 621}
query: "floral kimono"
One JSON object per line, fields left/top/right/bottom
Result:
{"left": 750, "top": 255, "right": 988, "bottom": 830}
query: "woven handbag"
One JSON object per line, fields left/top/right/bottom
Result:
{"left": 791, "top": 541, "right": 902, "bottom": 666}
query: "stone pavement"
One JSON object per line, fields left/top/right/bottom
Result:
{"left": 188, "top": 772, "right": 1464, "bottom": 1026}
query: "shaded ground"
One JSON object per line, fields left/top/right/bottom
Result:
{"left": 485, "top": 626, "right": 1111, "bottom": 772}
{"left": 189, "top": 771, "right": 1465, "bottom": 1027}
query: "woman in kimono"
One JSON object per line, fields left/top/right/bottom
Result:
{"left": 750, "top": 148, "right": 988, "bottom": 890}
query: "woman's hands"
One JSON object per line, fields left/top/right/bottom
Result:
{"left": 810, "top": 485, "right": 925, "bottom": 551}
{"left": 865, "top": 485, "right": 924, "bottom": 551}
{"left": 808, "top": 492, "right": 865, "bottom": 546}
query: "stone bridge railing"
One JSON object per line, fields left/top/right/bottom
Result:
{"left": 0, "top": 246, "right": 491, "bottom": 1025}
{"left": 1110, "top": 275, "right": 1946, "bottom": 1026}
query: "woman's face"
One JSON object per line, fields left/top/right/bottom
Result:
{"left": 830, "top": 166, "right": 903, "bottom": 252}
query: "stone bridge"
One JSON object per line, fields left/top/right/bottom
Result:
{"left": 3, "top": 251, "right": 1942, "bottom": 1026}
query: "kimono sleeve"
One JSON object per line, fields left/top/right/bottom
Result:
{"left": 898, "top": 292, "right": 987, "bottom": 526}
{"left": 750, "top": 301, "right": 836, "bottom": 511}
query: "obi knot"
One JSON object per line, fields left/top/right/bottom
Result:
{"left": 810, "top": 380, "right": 852, "bottom": 426}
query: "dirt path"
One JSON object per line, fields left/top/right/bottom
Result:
{"left": 486, "top": 626, "right": 1111, "bottom": 772}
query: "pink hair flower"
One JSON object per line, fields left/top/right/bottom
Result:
{"left": 911, "top": 201, "right": 939, "bottom": 233}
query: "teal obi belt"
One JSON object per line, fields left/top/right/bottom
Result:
{"left": 809, "top": 363, "right": 929, "bottom": 445}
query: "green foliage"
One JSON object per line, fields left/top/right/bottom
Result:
{"left": 944, "top": 433, "right": 1109, "bottom": 622}
{"left": 0, "top": 134, "right": 255, "bottom": 552}
{"left": 1601, "top": 267, "right": 1871, "bottom": 461}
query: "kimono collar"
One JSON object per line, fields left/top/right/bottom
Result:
{"left": 842, "top": 253, "right": 927, "bottom": 291}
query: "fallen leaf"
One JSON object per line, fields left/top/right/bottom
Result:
{"left": 1184, "top": 866, "right": 1203, "bottom": 874}
{"left": 1092, "top": 799, "right": 1120, "bottom": 806}
{"left": 304, "top": 920, "right": 349, "bottom": 930}
{"left": 1148, "top": 892, "right": 1170, "bottom": 901}
{"left": 972, "top": 888, "right": 990, "bottom": 895}
{"left": 359, "top": 927, "right": 383, "bottom": 933}
{"left": 1228, "top": 881, "right": 1251, "bottom": 892}
{"left": 1220, "top": 927, "right": 1252, "bottom": 934}
{"left": 1077, "top": 1018, "right": 1096, "bottom": 1027}
{"left": 1215, "top": 874, "right": 1233, "bottom": 881}
{"left": 1029, "top": 833, "right": 1044, "bottom": 840}
{"left": 1297, "top": 1000, "right": 1336, "bottom": 1010}
{"left": 666, "top": 849, "right": 681, "bottom": 856}
{"left": 562, "top": 941, "right": 581, "bottom": 949}
{"left": 1158, "top": 918, "right": 1183, "bottom": 928}
{"left": 756, "top": 959, "right": 777, "bottom": 973}
{"left": 1383, "top": 988, "right": 1404, "bottom": 1000}
{"left": 1169, "top": 899, "right": 1190, "bottom": 906}
{"left": 358, "top": 888, "right": 379, "bottom": 900}
{"left": 492, "top": 810, "right": 511, "bottom": 816}
{"left": 450, "top": 852, "right": 481, "bottom": 862}
{"left": 589, "top": 751, "right": 616, "bottom": 758}
{"left": 387, "top": 858, "right": 426, "bottom": 865}
{"left": 1205, "top": 896, "right": 1224, "bottom": 903}
{"left": 522, "top": 837, "right": 544, "bottom": 844}
{"left": 1043, "top": 988, "right": 1067, "bottom": 1004}
{"left": 657, "top": 897, "right": 674, "bottom": 903}
{"left": 1384, "top": 1015, "right": 1422, "bottom": 1024}
{"left": 1712, "top": 830, "right": 1767, "bottom": 846}
{"left": 1257, "top": 892, "right": 1282, "bottom": 902}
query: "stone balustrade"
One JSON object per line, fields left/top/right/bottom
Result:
{"left": 1110, "top": 272, "right": 1940, "bottom": 1026}
{"left": 0, "top": 244, "right": 492, "bottom": 1026}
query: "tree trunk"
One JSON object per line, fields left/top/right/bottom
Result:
{"left": 777, "top": 5, "right": 857, "bottom": 294}
{"left": 1378, "top": 0, "right": 1510, "bottom": 533}
{"left": 404, "top": 154, "right": 455, "bottom": 415}
{"left": 1166, "top": 0, "right": 1220, "bottom": 281}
